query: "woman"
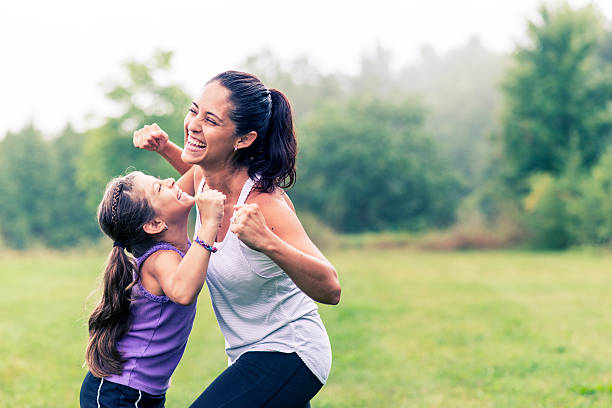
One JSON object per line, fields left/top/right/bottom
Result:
{"left": 133, "top": 71, "right": 341, "bottom": 407}
{"left": 80, "top": 171, "right": 225, "bottom": 407}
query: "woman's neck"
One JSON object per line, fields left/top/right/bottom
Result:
{"left": 198, "top": 164, "right": 249, "bottom": 197}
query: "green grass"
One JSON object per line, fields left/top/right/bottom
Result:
{"left": 2, "top": 248, "right": 612, "bottom": 407}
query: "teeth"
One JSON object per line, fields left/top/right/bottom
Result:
{"left": 187, "top": 135, "right": 206, "bottom": 150}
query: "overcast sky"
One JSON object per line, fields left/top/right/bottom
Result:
{"left": 1, "top": 0, "right": 610, "bottom": 137}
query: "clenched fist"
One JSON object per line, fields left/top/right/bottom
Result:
{"left": 230, "top": 203, "right": 273, "bottom": 252}
{"left": 196, "top": 186, "right": 226, "bottom": 229}
{"left": 133, "top": 123, "right": 169, "bottom": 152}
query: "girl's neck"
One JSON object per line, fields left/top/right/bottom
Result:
{"left": 198, "top": 165, "right": 249, "bottom": 196}
{"left": 158, "top": 219, "right": 191, "bottom": 254}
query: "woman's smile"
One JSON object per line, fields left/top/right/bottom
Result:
{"left": 186, "top": 133, "right": 206, "bottom": 152}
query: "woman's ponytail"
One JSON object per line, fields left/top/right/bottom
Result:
{"left": 259, "top": 88, "right": 297, "bottom": 193}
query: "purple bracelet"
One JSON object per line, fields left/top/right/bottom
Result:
{"left": 194, "top": 235, "right": 217, "bottom": 253}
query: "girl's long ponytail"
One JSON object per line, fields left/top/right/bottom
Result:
{"left": 85, "top": 247, "right": 136, "bottom": 377}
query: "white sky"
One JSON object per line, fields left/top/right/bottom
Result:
{"left": 1, "top": 0, "right": 610, "bottom": 137}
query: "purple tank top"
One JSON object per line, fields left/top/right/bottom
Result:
{"left": 106, "top": 242, "right": 196, "bottom": 395}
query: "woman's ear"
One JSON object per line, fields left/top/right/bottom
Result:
{"left": 235, "top": 131, "right": 258, "bottom": 150}
{"left": 142, "top": 218, "right": 168, "bottom": 235}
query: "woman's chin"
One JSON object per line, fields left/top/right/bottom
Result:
{"left": 181, "top": 149, "right": 203, "bottom": 165}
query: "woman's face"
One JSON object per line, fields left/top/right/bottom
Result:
{"left": 181, "top": 81, "right": 237, "bottom": 166}
{"left": 133, "top": 173, "right": 194, "bottom": 223}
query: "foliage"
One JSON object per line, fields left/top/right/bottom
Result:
{"left": 0, "top": 125, "right": 56, "bottom": 248}
{"left": 0, "top": 125, "right": 99, "bottom": 248}
{"left": 2, "top": 4, "right": 612, "bottom": 248}
{"left": 292, "top": 96, "right": 463, "bottom": 232}
{"left": 499, "top": 4, "right": 612, "bottom": 186}
{"left": 76, "top": 50, "right": 190, "bottom": 211}
{"left": 566, "top": 148, "right": 612, "bottom": 245}
{"left": 244, "top": 40, "right": 506, "bottom": 191}
{"left": 522, "top": 173, "right": 573, "bottom": 249}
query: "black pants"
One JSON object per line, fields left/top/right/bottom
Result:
{"left": 190, "top": 351, "right": 323, "bottom": 408}
{"left": 80, "top": 372, "right": 166, "bottom": 408}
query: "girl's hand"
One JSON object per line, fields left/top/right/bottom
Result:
{"left": 230, "top": 204, "right": 274, "bottom": 252}
{"left": 133, "top": 123, "right": 169, "bottom": 152}
{"left": 196, "top": 186, "right": 225, "bottom": 229}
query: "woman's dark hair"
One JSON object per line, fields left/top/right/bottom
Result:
{"left": 210, "top": 70, "right": 297, "bottom": 193}
{"left": 85, "top": 171, "right": 158, "bottom": 378}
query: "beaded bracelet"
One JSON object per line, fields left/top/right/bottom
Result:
{"left": 194, "top": 235, "right": 218, "bottom": 253}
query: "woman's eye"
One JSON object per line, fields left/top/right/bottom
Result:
{"left": 206, "top": 118, "right": 218, "bottom": 126}
{"left": 189, "top": 108, "right": 197, "bottom": 115}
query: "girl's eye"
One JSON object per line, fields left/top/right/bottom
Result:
{"left": 189, "top": 108, "right": 197, "bottom": 115}
{"left": 156, "top": 184, "right": 162, "bottom": 192}
{"left": 206, "top": 118, "right": 218, "bottom": 126}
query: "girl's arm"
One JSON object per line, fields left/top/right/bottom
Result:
{"left": 144, "top": 188, "right": 225, "bottom": 305}
{"left": 133, "top": 123, "right": 192, "bottom": 175}
{"left": 231, "top": 194, "right": 341, "bottom": 305}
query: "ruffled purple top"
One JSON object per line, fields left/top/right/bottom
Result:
{"left": 106, "top": 241, "right": 197, "bottom": 395}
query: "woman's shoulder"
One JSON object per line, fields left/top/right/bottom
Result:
{"left": 248, "top": 187, "right": 295, "bottom": 213}
{"left": 246, "top": 187, "right": 300, "bottom": 239}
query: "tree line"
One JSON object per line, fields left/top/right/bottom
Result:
{"left": 0, "top": 3, "right": 611, "bottom": 249}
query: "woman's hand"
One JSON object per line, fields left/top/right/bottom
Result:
{"left": 133, "top": 123, "right": 169, "bottom": 152}
{"left": 196, "top": 186, "right": 225, "bottom": 231}
{"left": 230, "top": 204, "right": 274, "bottom": 252}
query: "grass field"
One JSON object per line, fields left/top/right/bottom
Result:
{"left": 2, "top": 248, "right": 612, "bottom": 407}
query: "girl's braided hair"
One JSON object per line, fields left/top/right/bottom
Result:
{"left": 85, "top": 172, "right": 158, "bottom": 377}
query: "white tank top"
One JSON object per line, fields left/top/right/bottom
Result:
{"left": 194, "top": 176, "right": 332, "bottom": 384}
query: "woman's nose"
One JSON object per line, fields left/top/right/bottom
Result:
{"left": 186, "top": 116, "right": 202, "bottom": 133}
{"left": 165, "top": 178, "right": 176, "bottom": 187}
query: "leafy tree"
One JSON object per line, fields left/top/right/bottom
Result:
{"left": 292, "top": 96, "right": 462, "bottom": 232}
{"left": 76, "top": 50, "right": 190, "bottom": 210}
{"left": 46, "top": 125, "right": 100, "bottom": 245}
{"left": 0, "top": 124, "right": 55, "bottom": 248}
{"left": 522, "top": 173, "right": 573, "bottom": 249}
{"left": 566, "top": 148, "right": 612, "bottom": 245}
{"left": 241, "top": 41, "right": 505, "bottom": 191}
{"left": 500, "top": 4, "right": 612, "bottom": 187}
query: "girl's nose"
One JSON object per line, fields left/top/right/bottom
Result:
{"left": 165, "top": 178, "right": 176, "bottom": 187}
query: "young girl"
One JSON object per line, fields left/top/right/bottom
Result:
{"left": 80, "top": 170, "right": 224, "bottom": 407}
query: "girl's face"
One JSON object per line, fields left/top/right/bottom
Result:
{"left": 133, "top": 173, "right": 194, "bottom": 223}
{"left": 181, "top": 81, "right": 237, "bottom": 167}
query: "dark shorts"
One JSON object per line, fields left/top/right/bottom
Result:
{"left": 80, "top": 371, "right": 166, "bottom": 408}
{"left": 190, "top": 351, "right": 324, "bottom": 408}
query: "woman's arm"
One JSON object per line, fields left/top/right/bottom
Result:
{"left": 158, "top": 142, "right": 191, "bottom": 175}
{"left": 176, "top": 166, "right": 196, "bottom": 197}
{"left": 133, "top": 123, "right": 192, "bottom": 175}
{"left": 231, "top": 194, "right": 341, "bottom": 305}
